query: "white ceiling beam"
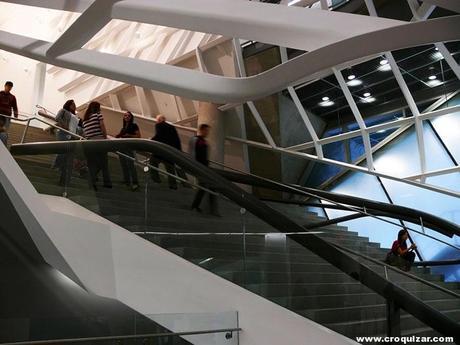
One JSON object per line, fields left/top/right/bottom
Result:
{"left": 0, "top": 9, "right": 457, "bottom": 103}
{"left": 46, "top": 0, "right": 120, "bottom": 58}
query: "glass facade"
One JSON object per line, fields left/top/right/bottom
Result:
{"left": 322, "top": 96, "right": 460, "bottom": 281}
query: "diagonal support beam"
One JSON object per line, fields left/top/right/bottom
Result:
{"left": 280, "top": 47, "right": 323, "bottom": 158}
{"left": 333, "top": 68, "right": 375, "bottom": 170}
{"left": 47, "top": 0, "right": 122, "bottom": 58}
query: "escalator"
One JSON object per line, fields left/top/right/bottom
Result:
{"left": 5, "top": 123, "right": 460, "bottom": 343}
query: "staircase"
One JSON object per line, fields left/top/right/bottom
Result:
{"left": 8, "top": 123, "right": 460, "bottom": 343}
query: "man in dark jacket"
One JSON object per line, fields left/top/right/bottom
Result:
{"left": 0, "top": 81, "right": 19, "bottom": 139}
{"left": 150, "top": 115, "right": 185, "bottom": 189}
{"left": 190, "top": 124, "right": 219, "bottom": 216}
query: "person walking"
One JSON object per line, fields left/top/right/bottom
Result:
{"left": 82, "top": 101, "right": 112, "bottom": 190}
{"left": 189, "top": 124, "right": 219, "bottom": 216}
{"left": 0, "top": 81, "right": 18, "bottom": 143}
{"left": 54, "top": 99, "right": 79, "bottom": 186}
{"left": 150, "top": 115, "right": 186, "bottom": 189}
{"left": 116, "top": 111, "right": 140, "bottom": 191}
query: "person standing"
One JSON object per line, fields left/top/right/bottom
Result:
{"left": 0, "top": 81, "right": 18, "bottom": 142}
{"left": 82, "top": 101, "right": 112, "bottom": 190}
{"left": 150, "top": 115, "right": 186, "bottom": 189}
{"left": 54, "top": 99, "right": 79, "bottom": 186}
{"left": 189, "top": 124, "right": 219, "bottom": 216}
{"left": 116, "top": 111, "right": 140, "bottom": 191}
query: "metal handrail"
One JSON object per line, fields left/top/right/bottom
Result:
{"left": 210, "top": 162, "right": 460, "bottom": 244}
{"left": 2, "top": 113, "right": 217, "bottom": 195}
{"left": 9, "top": 139, "right": 460, "bottom": 336}
{"left": 0, "top": 327, "right": 242, "bottom": 345}
{"left": 327, "top": 240, "right": 460, "bottom": 299}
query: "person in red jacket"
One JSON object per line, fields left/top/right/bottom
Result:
{"left": 0, "top": 81, "right": 18, "bottom": 139}
{"left": 386, "top": 229, "right": 417, "bottom": 271}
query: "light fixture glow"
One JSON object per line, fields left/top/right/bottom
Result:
{"left": 377, "top": 129, "right": 387, "bottom": 134}
{"left": 319, "top": 100, "right": 335, "bottom": 107}
{"left": 428, "top": 75, "right": 437, "bottom": 80}
{"left": 362, "top": 96, "right": 376, "bottom": 103}
{"left": 427, "top": 79, "right": 443, "bottom": 87}
{"left": 322, "top": 96, "right": 330, "bottom": 101}
{"left": 433, "top": 51, "right": 444, "bottom": 60}
{"left": 363, "top": 92, "right": 371, "bottom": 97}
{"left": 379, "top": 59, "right": 388, "bottom": 65}
{"left": 346, "top": 79, "right": 362, "bottom": 86}
{"left": 378, "top": 63, "right": 392, "bottom": 72}
{"left": 348, "top": 75, "right": 356, "bottom": 80}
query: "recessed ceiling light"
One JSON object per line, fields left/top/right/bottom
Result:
{"left": 363, "top": 92, "right": 371, "bottom": 97}
{"left": 433, "top": 52, "right": 444, "bottom": 60}
{"left": 362, "top": 96, "right": 376, "bottom": 103}
{"left": 427, "top": 79, "right": 443, "bottom": 87}
{"left": 428, "top": 75, "right": 437, "bottom": 80}
{"left": 378, "top": 64, "right": 392, "bottom": 72}
{"left": 348, "top": 75, "right": 356, "bottom": 80}
{"left": 322, "top": 96, "right": 330, "bottom": 101}
{"left": 346, "top": 79, "right": 362, "bottom": 87}
{"left": 380, "top": 59, "right": 388, "bottom": 65}
{"left": 319, "top": 99, "right": 335, "bottom": 107}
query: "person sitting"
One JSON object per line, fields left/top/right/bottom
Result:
{"left": 115, "top": 111, "right": 140, "bottom": 191}
{"left": 386, "top": 229, "right": 417, "bottom": 271}
{"left": 149, "top": 115, "right": 185, "bottom": 189}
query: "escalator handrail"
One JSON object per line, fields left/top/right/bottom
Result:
{"left": 10, "top": 139, "right": 460, "bottom": 338}
{"left": 213, "top": 168, "right": 460, "bottom": 238}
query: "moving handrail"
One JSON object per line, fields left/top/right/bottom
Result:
{"left": 9, "top": 139, "right": 460, "bottom": 339}
{"left": 1, "top": 113, "right": 216, "bottom": 195}
{"left": 0, "top": 327, "right": 242, "bottom": 345}
{"left": 211, "top": 167, "right": 460, "bottom": 239}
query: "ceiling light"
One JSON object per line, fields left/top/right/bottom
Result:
{"left": 378, "top": 64, "right": 391, "bottom": 72}
{"left": 379, "top": 59, "right": 388, "bottom": 65}
{"left": 361, "top": 96, "right": 376, "bottom": 103}
{"left": 428, "top": 75, "right": 437, "bottom": 80}
{"left": 348, "top": 75, "right": 356, "bottom": 80}
{"left": 377, "top": 129, "right": 387, "bottom": 134}
{"left": 427, "top": 79, "right": 443, "bottom": 87}
{"left": 346, "top": 79, "right": 362, "bottom": 86}
{"left": 433, "top": 52, "right": 444, "bottom": 60}
{"left": 319, "top": 99, "right": 335, "bottom": 107}
{"left": 363, "top": 92, "right": 371, "bottom": 97}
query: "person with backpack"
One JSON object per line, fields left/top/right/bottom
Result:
{"left": 54, "top": 99, "right": 79, "bottom": 186}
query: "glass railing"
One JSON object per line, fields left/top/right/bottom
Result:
{"left": 2, "top": 311, "right": 239, "bottom": 345}
{"left": 8, "top": 136, "right": 460, "bottom": 342}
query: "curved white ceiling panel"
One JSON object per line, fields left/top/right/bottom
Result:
{"left": 0, "top": 15, "right": 458, "bottom": 103}
{"left": 0, "top": 1, "right": 458, "bottom": 103}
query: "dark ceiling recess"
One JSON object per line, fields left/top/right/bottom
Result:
{"left": 295, "top": 41, "right": 460, "bottom": 127}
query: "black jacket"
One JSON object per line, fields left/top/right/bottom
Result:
{"left": 152, "top": 122, "right": 182, "bottom": 151}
